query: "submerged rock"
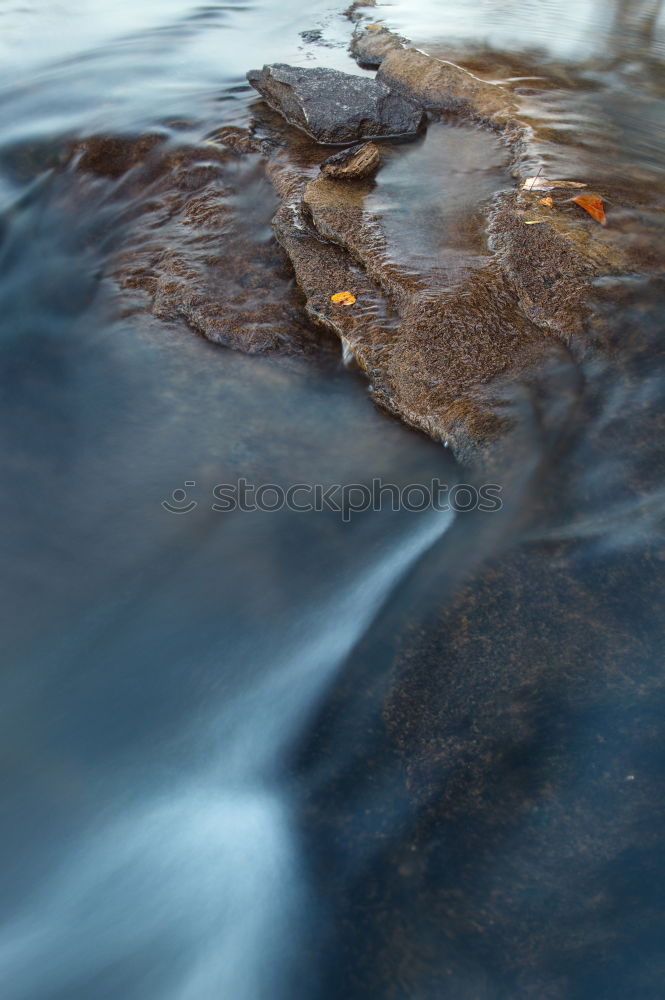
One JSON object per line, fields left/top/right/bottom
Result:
{"left": 70, "top": 131, "right": 331, "bottom": 357}
{"left": 382, "top": 515, "right": 665, "bottom": 997}
{"left": 246, "top": 64, "right": 424, "bottom": 144}
{"left": 320, "top": 141, "right": 381, "bottom": 180}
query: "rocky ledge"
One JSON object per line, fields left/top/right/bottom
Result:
{"left": 252, "top": 26, "right": 662, "bottom": 460}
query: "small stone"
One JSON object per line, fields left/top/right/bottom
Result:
{"left": 351, "top": 25, "right": 405, "bottom": 67}
{"left": 344, "top": 0, "right": 377, "bottom": 22}
{"left": 204, "top": 126, "right": 264, "bottom": 155}
{"left": 320, "top": 142, "right": 381, "bottom": 180}
{"left": 246, "top": 64, "right": 424, "bottom": 144}
{"left": 299, "top": 29, "right": 335, "bottom": 49}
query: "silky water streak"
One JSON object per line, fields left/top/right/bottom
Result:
{"left": 0, "top": 508, "right": 453, "bottom": 1000}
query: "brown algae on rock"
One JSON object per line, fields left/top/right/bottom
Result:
{"left": 70, "top": 130, "right": 333, "bottom": 357}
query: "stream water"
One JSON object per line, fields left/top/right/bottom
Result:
{"left": 1, "top": 2, "right": 665, "bottom": 998}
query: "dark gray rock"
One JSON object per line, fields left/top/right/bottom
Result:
{"left": 246, "top": 64, "right": 424, "bottom": 144}
{"left": 299, "top": 29, "right": 335, "bottom": 48}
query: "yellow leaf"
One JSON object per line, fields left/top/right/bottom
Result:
{"left": 331, "top": 291, "right": 357, "bottom": 306}
{"left": 540, "top": 196, "right": 554, "bottom": 209}
{"left": 524, "top": 220, "right": 545, "bottom": 225}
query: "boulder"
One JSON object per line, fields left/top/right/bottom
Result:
{"left": 246, "top": 64, "right": 424, "bottom": 144}
{"left": 319, "top": 141, "right": 381, "bottom": 180}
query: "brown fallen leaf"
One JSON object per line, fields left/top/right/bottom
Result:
{"left": 540, "top": 196, "right": 554, "bottom": 209}
{"left": 331, "top": 291, "right": 357, "bottom": 306}
{"left": 572, "top": 194, "right": 607, "bottom": 226}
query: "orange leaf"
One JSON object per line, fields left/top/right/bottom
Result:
{"left": 572, "top": 194, "right": 607, "bottom": 226}
{"left": 540, "top": 196, "right": 553, "bottom": 209}
{"left": 331, "top": 291, "right": 357, "bottom": 306}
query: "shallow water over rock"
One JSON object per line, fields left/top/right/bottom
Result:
{"left": 363, "top": 119, "right": 510, "bottom": 288}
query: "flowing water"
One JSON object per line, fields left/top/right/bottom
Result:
{"left": 1, "top": 2, "right": 665, "bottom": 998}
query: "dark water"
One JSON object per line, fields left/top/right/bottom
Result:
{"left": 1, "top": 2, "right": 665, "bottom": 998}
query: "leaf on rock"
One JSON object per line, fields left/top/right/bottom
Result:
{"left": 331, "top": 291, "right": 357, "bottom": 306}
{"left": 540, "top": 196, "right": 554, "bottom": 209}
{"left": 572, "top": 194, "right": 607, "bottom": 226}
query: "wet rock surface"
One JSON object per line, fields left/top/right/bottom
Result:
{"left": 268, "top": 150, "right": 558, "bottom": 459}
{"left": 256, "top": 26, "right": 665, "bottom": 459}
{"left": 349, "top": 25, "right": 519, "bottom": 122}
{"left": 246, "top": 64, "right": 424, "bottom": 143}
{"left": 488, "top": 193, "right": 630, "bottom": 342}
{"left": 320, "top": 141, "right": 381, "bottom": 179}
{"left": 70, "top": 131, "right": 333, "bottom": 356}
{"left": 266, "top": 119, "right": 625, "bottom": 456}
{"left": 350, "top": 24, "right": 406, "bottom": 67}
{"left": 376, "top": 46, "right": 517, "bottom": 125}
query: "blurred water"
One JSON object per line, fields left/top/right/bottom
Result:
{"left": 385, "top": 0, "right": 665, "bottom": 60}
{"left": 0, "top": 2, "right": 664, "bottom": 998}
